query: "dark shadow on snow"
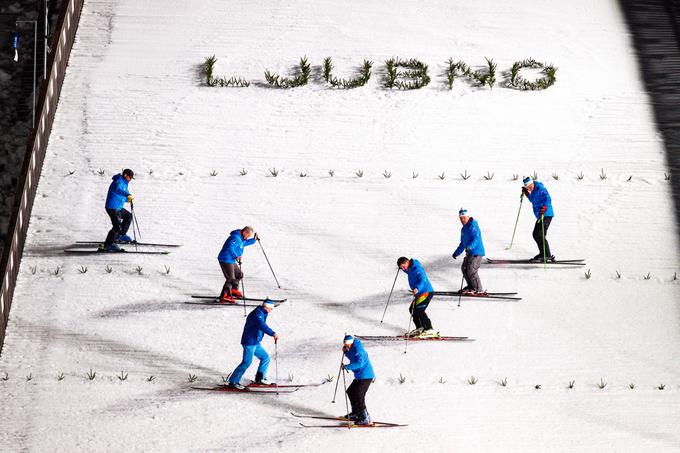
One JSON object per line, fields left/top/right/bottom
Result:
{"left": 617, "top": 0, "right": 680, "bottom": 245}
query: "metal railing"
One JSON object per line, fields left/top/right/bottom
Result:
{"left": 0, "top": 0, "right": 84, "bottom": 356}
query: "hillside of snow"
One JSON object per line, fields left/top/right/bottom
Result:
{"left": 1, "top": 0, "right": 679, "bottom": 451}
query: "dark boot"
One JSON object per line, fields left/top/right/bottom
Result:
{"left": 355, "top": 409, "right": 372, "bottom": 426}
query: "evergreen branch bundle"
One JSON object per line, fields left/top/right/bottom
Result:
{"left": 446, "top": 57, "right": 496, "bottom": 89}
{"left": 384, "top": 57, "right": 431, "bottom": 90}
{"left": 323, "top": 57, "right": 373, "bottom": 89}
{"left": 265, "top": 56, "right": 311, "bottom": 88}
{"left": 203, "top": 55, "right": 250, "bottom": 87}
{"left": 203, "top": 56, "right": 250, "bottom": 87}
{"left": 509, "top": 58, "right": 557, "bottom": 90}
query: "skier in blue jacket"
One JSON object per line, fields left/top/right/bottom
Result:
{"left": 522, "top": 177, "right": 555, "bottom": 261}
{"left": 102, "top": 169, "right": 135, "bottom": 252}
{"left": 397, "top": 257, "right": 437, "bottom": 338}
{"left": 217, "top": 226, "right": 258, "bottom": 302}
{"left": 227, "top": 299, "right": 279, "bottom": 389}
{"left": 452, "top": 208, "right": 486, "bottom": 294}
{"left": 341, "top": 335, "right": 375, "bottom": 426}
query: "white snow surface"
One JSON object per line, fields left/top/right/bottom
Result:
{"left": 2, "top": 0, "right": 680, "bottom": 451}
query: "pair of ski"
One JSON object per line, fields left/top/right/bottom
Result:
{"left": 434, "top": 291, "right": 521, "bottom": 301}
{"left": 186, "top": 295, "right": 287, "bottom": 308}
{"left": 356, "top": 334, "right": 473, "bottom": 342}
{"left": 486, "top": 258, "right": 586, "bottom": 266}
{"left": 64, "top": 241, "right": 180, "bottom": 255}
{"left": 291, "top": 412, "right": 407, "bottom": 429}
{"left": 193, "top": 380, "right": 325, "bottom": 393}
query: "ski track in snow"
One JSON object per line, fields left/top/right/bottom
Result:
{"left": 1, "top": 0, "right": 680, "bottom": 451}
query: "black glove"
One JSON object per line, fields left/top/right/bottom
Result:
{"left": 521, "top": 187, "right": 529, "bottom": 197}
{"left": 452, "top": 253, "right": 457, "bottom": 259}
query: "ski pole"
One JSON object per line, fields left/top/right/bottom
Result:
{"left": 404, "top": 303, "right": 414, "bottom": 354}
{"left": 331, "top": 349, "right": 345, "bottom": 403}
{"left": 130, "top": 203, "right": 138, "bottom": 252}
{"left": 541, "top": 215, "right": 547, "bottom": 271}
{"left": 508, "top": 193, "right": 524, "bottom": 249}
{"left": 240, "top": 261, "right": 246, "bottom": 317}
{"left": 257, "top": 238, "right": 281, "bottom": 288}
{"left": 380, "top": 268, "right": 400, "bottom": 323}
{"left": 130, "top": 202, "right": 142, "bottom": 240}
{"left": 341, "top": 360, "right": 350, "bottom": 419}
{"left": 275, "top": 339, "right": 279, "bottom": 396}
{"left": 457, "top": 273, "right": 465, "bottom": 308}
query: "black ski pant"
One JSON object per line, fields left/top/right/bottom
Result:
{"left": 409, "top": 292, "right": 433, "bottom": 330}
{"left": 462, "top": 255, "right": 483, "bottom": 292}
{"left": 532, "top": 216, "right": 553, "bottom": 257}
{"left": 104, "top": 208, "right": 132, "bottom": 246}
{"left": 347, "top": 378, "right": 372, "bottom": 414}
{"left": 220, "top": 261, "right": 243, "bottom": 297}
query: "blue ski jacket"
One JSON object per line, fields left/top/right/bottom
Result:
{"left": 403, "top": 259, "right": 434, "bottom": 294}
{"left": 527, "top": 181, "right": 554, "bottom": 218}
{"left": 218, "top": 229, "right": 256, "bottom": 263}
{"left": 105, "top": 174, "right": 130, "bottom": 210}
{"left": 241, "top": 306, "right": 276, "bottom": 346}
{"left": 453, "top": 218, "right": 486, "bottom": 257}
{"left": 344, "top": 339, "right": 375, "bottom": 380}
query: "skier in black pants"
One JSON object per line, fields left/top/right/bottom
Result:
{"left": 522, "top": 176, "right": 555, "bottom": 261}
{"left": 341, "top": 335, "right": 375, "bottom": 426}
{"left": 102, "top": 169, "right": 135, "bottom": 252}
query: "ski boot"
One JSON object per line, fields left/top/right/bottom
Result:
{"left": 227, "top": 382, "right": 244, "bottom": 390}
{"left": 417, "top": 329, "right": 440, "bottom": 339}
{"left": 342, "top": 412, "right": 358, "bottom": 421}
{"left": 219, "top": 292, "right": 235, "bottom": 304}
{"left": 254, "top": 372, "right": 275, "bottom": 386}
{"left": 101, "top": 243, "right": 123, "bottom": 252}
{"left": 457, "top": 286, "right": 471, "bottom": 295}
{"left": 117, "top": 235, "right": 133, "bottom": 244}
{"left": 231, "top": 288, "right": 243, "bottom": 298}
{"left": 406, "top": 327, "right": 424, "bottom": 338}
{"left": 354, "top": 409, "right": 373, "bottom": 426}
{"left": 473, "top": 290, "right": 488, "bottom": 296}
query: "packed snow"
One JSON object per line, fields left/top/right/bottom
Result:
{"left": 1, "top": 0, "right": 679, "bottom": 451}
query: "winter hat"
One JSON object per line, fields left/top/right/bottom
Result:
{"left": 343, "top": 335, "right": 355, "bottom": 345}
{"left": 458, "top": 208, "right": 469, "bottom": 217}
{"left": 263, "top": 298, "right": 276, "bottom": 308}
{"left": 522, "top": 176, "right": 533, "bottom": 187}
{"left": 122, "top": 168, "right": 135, "bottom": 179}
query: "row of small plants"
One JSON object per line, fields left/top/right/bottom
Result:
{"left": 203, "top": 55, "right": 556, "bottom": 91}
{"left": 28, "top": 266, "right": 679, "bottom": 282}
{"left": 82, "top": 168, "right": 672, "bottom": 181}
{"left": 2, "top": 371, "right": 672, "bottom": 390}
{"left": 584, "top": 270, "right": 677, "bottom": 281}
{"left": 395, "top": 375, "right": 669, "bottom": 391}
{"left": 28, "top": 265, "right": 170, "bottom": 275}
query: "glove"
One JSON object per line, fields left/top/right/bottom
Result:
{"left": 127, "top": 195, "right": 134, "bottom": 202}
{"left": 452, "top": 252, "right": 458, "bottom": 259}
{"left": 254, "top": 232, "right": 260, "bottom": 241}
{"left": 521, "top": 187, "right": 529, "bottom": 197}
{"left": 539, "top": 205, "right": 547, "bottom": 215}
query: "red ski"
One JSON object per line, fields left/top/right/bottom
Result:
{"left": 356, "top": 335, "right": 473, "bottom": 342}
{"left": 299, "top": 422, "right": 406, "bottom": 428}
{"left": 192, "top": 385, "right": 298, "bottom": 394}
{"left": 247, "top": 381, "right": 326, "bottom": 389}
{"left": 290, "top": 411, "right": 403, "bottom": 426}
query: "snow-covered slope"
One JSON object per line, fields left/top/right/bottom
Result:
{"left": 1, "top": 0, "right": 679, "bottom": 451}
